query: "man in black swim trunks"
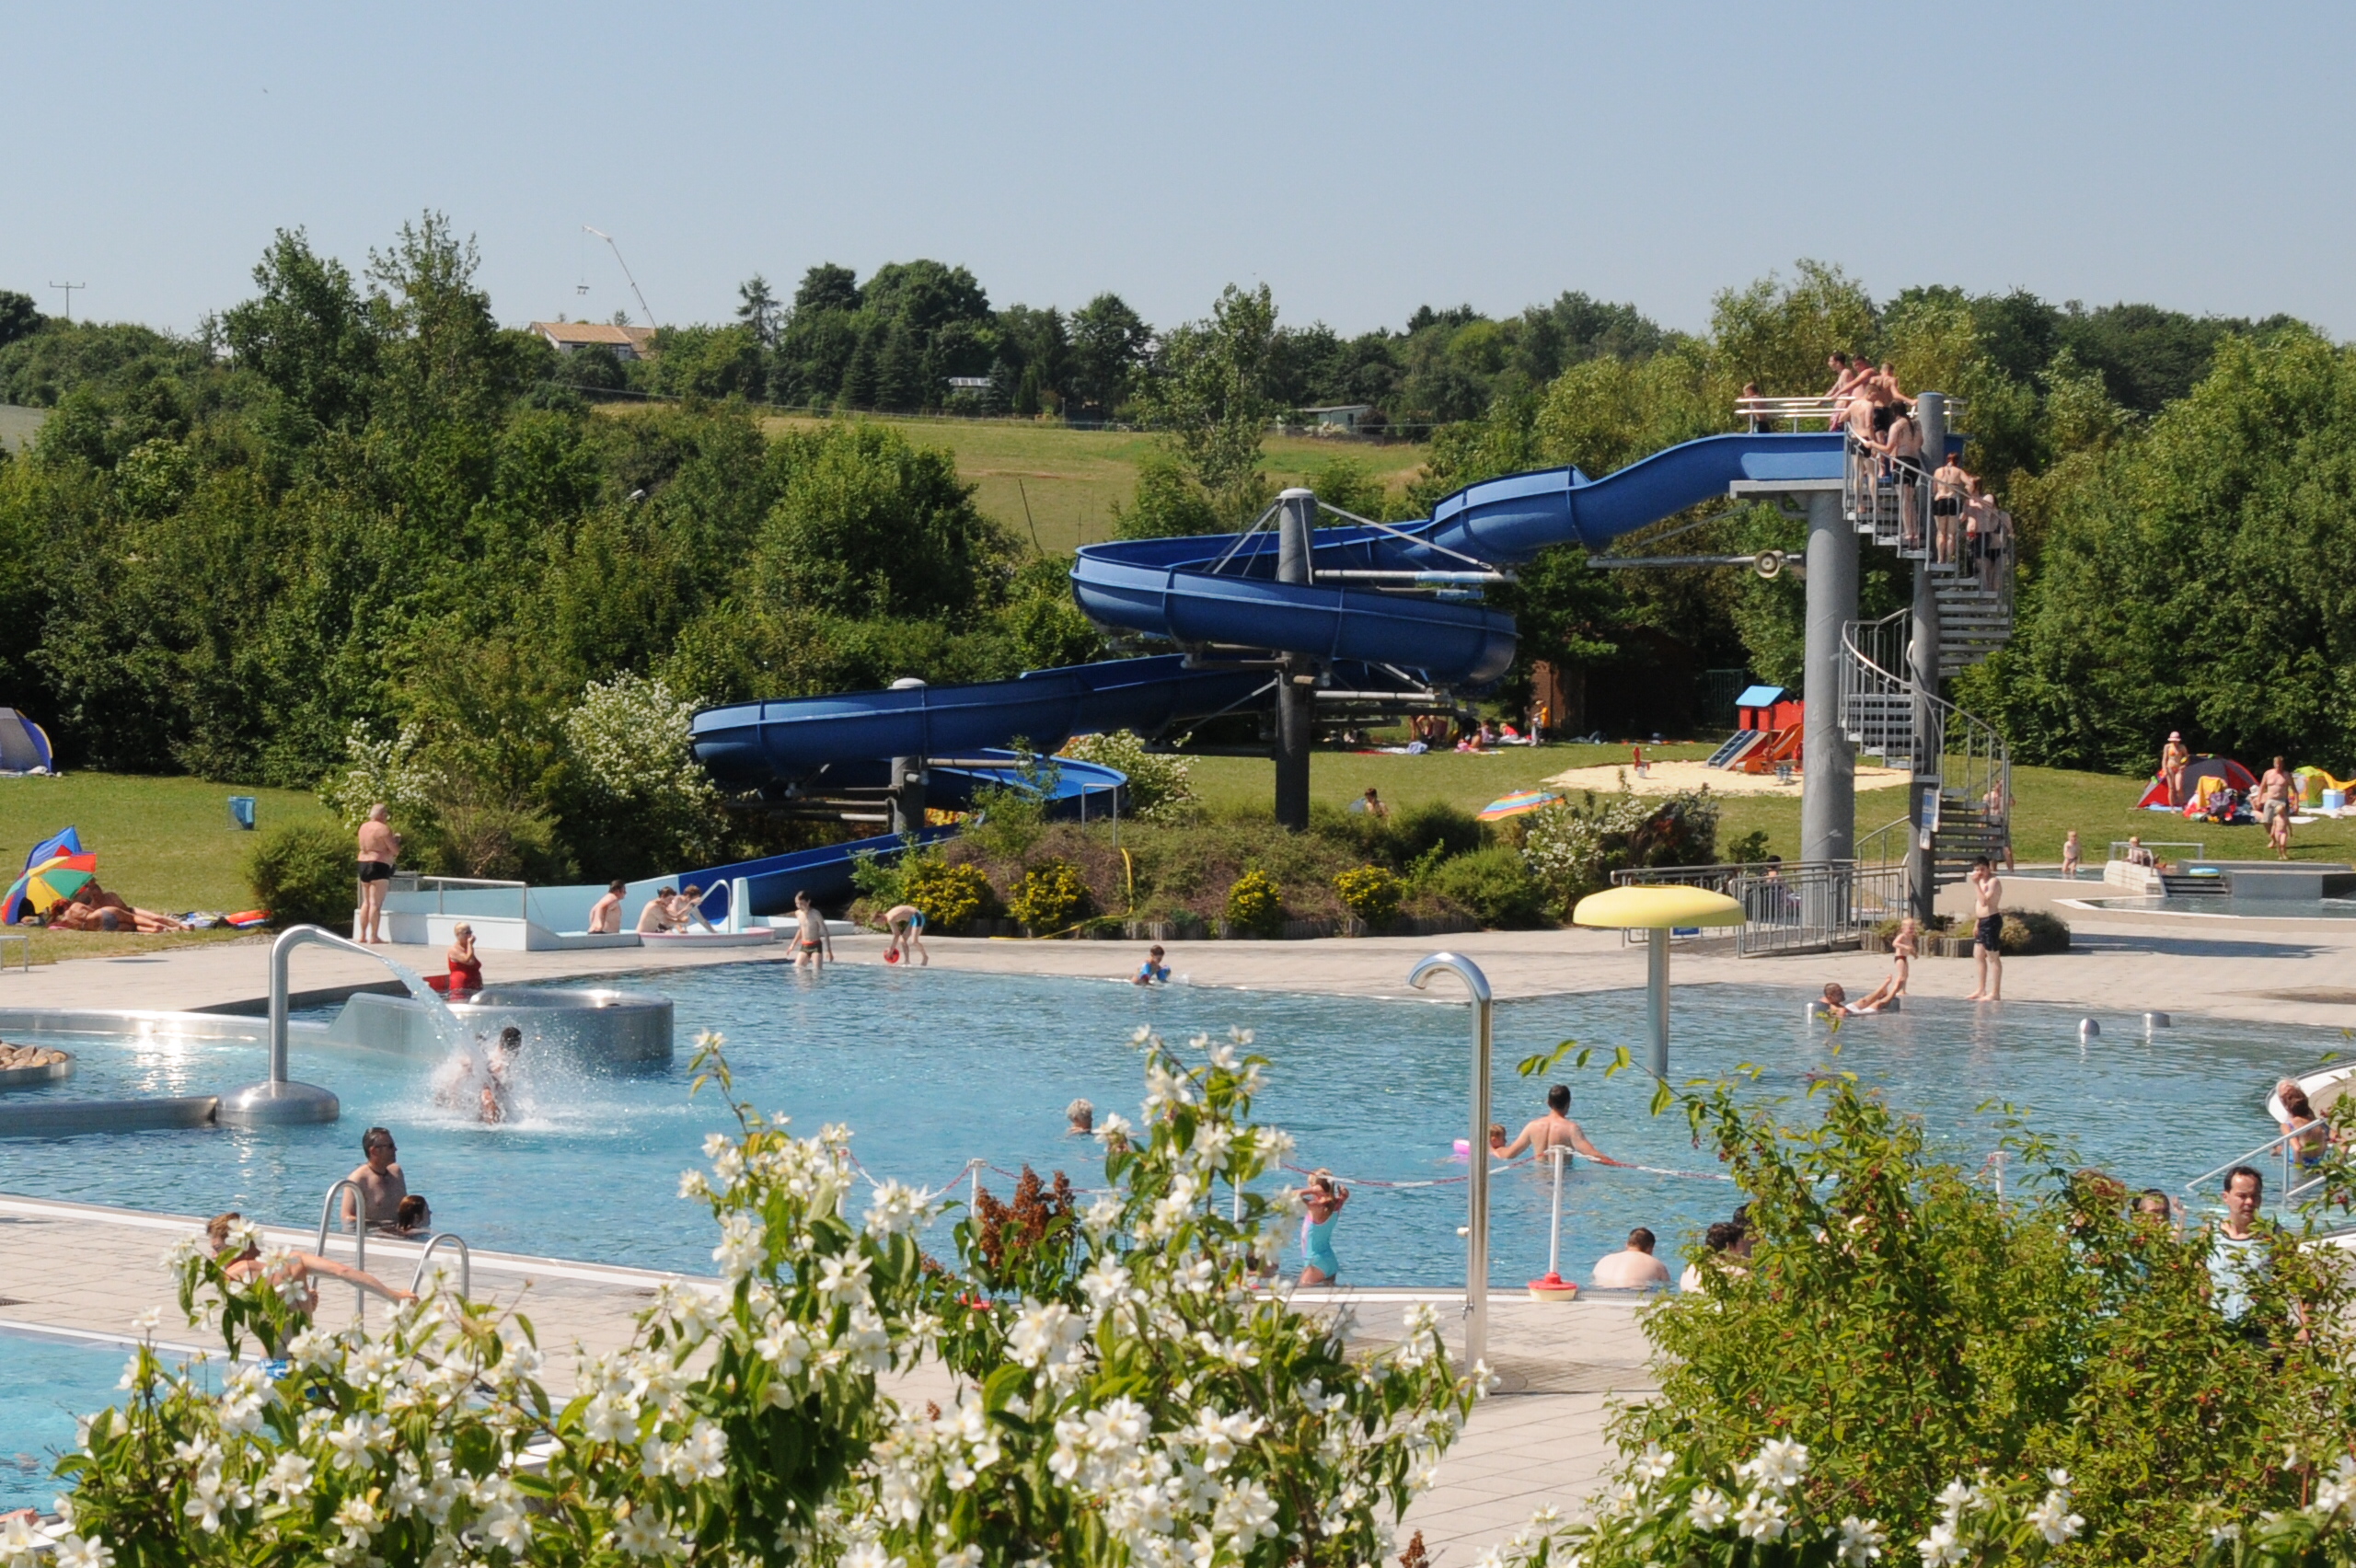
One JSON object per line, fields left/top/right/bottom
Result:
{"left": 1964, "top": 856, "right": 2003, "bottom": 1002}
{"left": 355, "top": 804, "right": 401, "bottom": 944}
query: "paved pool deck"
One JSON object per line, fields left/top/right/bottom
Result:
{"left": 0, "top": 1191, "right": 1638, "bottom": 1561}
{"left": 5, "top": 888, "right": 2354, "bottom": 1549}
{"left": 0, "top": 873, "right": 2350, "bottom": 1030}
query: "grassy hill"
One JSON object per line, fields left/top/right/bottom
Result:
{"left": 756, "top": 414, "right": 1430, "bottom": 553}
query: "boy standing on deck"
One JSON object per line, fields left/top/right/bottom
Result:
{"left": 1965, "top": 858, "right": 2003, "bottom": 1002}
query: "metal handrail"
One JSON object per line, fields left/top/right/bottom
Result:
{"left": 408, "top": 1233, "right": 472, "bottom": 1299}
{"left": 316, "top": 1179, "right": 371, "bottom": 1322}
{"left": 1856, "top": 817, "right": 1911, "bottom": 870}
{"left": 1610, "top": 860, "right": 1904, "bottom": 955}
{"left": 2109, "top": 840, "right": 2204, "bottom": 864}
{"left": 2185, "top": 1119, "right": 2332, "bottom": 1208}
{"left": 1840, "top": 609, "right": 2012, "bottom": 828}
{"left": 416, "top": 876, "right": 529, "bottom": 919}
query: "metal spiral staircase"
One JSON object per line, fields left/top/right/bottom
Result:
{"left": 1835, "top": 436, "right": 2016, "bottom": 892}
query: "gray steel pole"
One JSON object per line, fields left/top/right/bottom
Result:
{"left": 1646, "top": 928, "right": 1670, "bottom": 1078}
{"left": 1908, "top": 394, "right": 1946, "bottom": 924}
{"left": 1799, "top": 488, "right": 1858, "bottom": 871}
{"left": 1273, "top": 488, "right": 1316, "bottom": 830}
{"left": 1409, "top": 952, "right": 1493, "bottom": 1372}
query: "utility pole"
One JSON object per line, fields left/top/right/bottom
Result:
{"left": 48, "top": 282, "right": 86, "bottom": 321}
{"left": 582, "top": 228, "right": 656, "bottom": 329}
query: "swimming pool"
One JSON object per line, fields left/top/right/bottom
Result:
{"left": 0, "top": 967, "right": 2329, "bottom": 1289}
{"left": 0, "top": 1324, "right": 224, "bottom": 1514}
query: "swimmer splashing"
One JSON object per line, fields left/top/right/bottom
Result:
{"left": 431, "top": 1024, "right": 524, "bottom": 1124}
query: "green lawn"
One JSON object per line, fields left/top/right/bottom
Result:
{"left": 1178, "top": 747, "right": 2356, "bottom": 869}
{"left": 756, "top": 414, "right": 1430, "bottom": 553}
{"left": 0, "top": 773, "right": 336, "bottom": 963}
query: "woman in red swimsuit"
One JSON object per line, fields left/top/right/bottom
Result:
{"left": 445, "top": 923, "right": 483, "bottom": 995}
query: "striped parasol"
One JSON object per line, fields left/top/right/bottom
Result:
{"left": 4, "top": 850, "right": 97, "bottom": 924}
{"left": 1476, "top": 789, "right": 1560, "bottom": 821}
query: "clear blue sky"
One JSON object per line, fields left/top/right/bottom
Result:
{"left": 10, "top": 2, "right": 2351, "bottom": 340}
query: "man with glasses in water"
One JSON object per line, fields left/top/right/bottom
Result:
{"left": 342, "top": 1126, "right": 410, "bottom": 1231}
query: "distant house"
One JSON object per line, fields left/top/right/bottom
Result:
{"left": 530, "top": 321, "right": 658, "bottom": 360}
{"left": 1303, "top": 403, "right": 1375, "bottom": 433}
{"left": 944, "top": 376, "right": 992, "bottom": 395}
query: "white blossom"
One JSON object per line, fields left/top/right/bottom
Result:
{"left": 52, "top": 1538, "right": 112, "bottom": 1568}
{"left": 1839, "top": 1516, "right": 1888, "bottom": 1565}
{"left": 1915, "top": 1521, "right": 1967, "bottom": 1568}
{"left": 1736, "top": 1436, "right": 1809, "bottom": 1493}
{"left": 865, "top": 1180, "right": 930, "bottom": 1238}
{"left": 1686, "top": 1486, "right": 1731, "bottom": 1531}
{"left": 262, "top": 1450, "right": 315, "bottom": 1503}
{"left": 1735, "top": 1490, "right": 1789, "bottom": 1542}
{"left": 2027, "top": 1490, "right": 2085, "bottom": 1544}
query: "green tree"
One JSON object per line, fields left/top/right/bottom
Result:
{"left": 734, "top": 271, "right": 780, "bottom": 345}
{"left": 1131, "top": 282, "right": 1278, "bottom": 525}
{"left": 1067, "top": 292, "right": 1151, "bottom": 418}
{"left": 217, "top": 227, "right": 379, "bottom": 444}
{"left": 750, "top": 421, "right": 1013, "bottom": 620}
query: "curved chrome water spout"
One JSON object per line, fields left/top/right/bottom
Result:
{"left": 220, "top": 924, "right": 409, "bottom": 1125}
{"left": 1409, "top": 951, "right": 1493, "bottom": 1374}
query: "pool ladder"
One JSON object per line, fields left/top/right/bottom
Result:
{"left": 316, "top": 1179, "right": 474, "bottom": 1319}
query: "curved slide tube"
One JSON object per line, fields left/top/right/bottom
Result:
{"left": 688, "top": 432, "right": 1848, "bottom": 913}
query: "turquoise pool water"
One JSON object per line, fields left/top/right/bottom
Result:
{"left": 0, "top": 968, "right": 2328, "bottom": 1289}
{"left": 0, "top": 1326, "right": 222, "bottom": 1514}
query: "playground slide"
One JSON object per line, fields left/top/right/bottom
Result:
{"left": 687, "top": 432, "right": 1849, "bottom": 915}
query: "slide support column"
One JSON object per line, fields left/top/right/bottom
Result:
{"left": 1907, "top": 393, "right": 1947, "bottom": 924}
{"left": 1273, "top": 488, "right": 1316, "bottom": 831}
{"left": 888, "top": 755, "right": 927, "bottom": 836}
{"left": 1800, "top": 488, "right": 1857, "bottom": 901}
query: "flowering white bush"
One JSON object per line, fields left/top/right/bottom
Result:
{"left": 38, "top": 1028, "right": 1474, "bottom": 1568}
{"left": 1494, "top": 1439, "right": 2086, "bottom": 1568}
{"left": 562, "top": 674, "right": 718, "bottom": 813}
{"left": 318, "top": 719, "right": 433, "bottom": 830}
{"left": 1059, "top": 731, "right": 1197, "bottom": 822}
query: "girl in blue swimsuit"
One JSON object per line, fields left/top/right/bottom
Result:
{"left": 1300, "top": 1170, "right": 1349, "bottom": 1285}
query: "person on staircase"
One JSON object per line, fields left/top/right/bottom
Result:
{"left": 1933, "top": 452, "right": 1969, "bottom": 565}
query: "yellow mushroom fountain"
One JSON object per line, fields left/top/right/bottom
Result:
{"left": 1570, "top": 884, "right": 1744, "bottom": 1078}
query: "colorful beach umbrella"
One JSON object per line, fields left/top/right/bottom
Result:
{"left": 24, "top": 825, "right": 82, "bottom": 870}
{"left": 4, "top": 851, "right": 96, "bottom": 924}
{"left": 1476, "top": 789, "right": 1559, "bottom": 822}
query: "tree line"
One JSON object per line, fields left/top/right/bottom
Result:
{"left": 0, "top": 227, "right": 2342, "bottom": 818}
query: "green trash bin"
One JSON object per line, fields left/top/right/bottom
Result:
{"left": 227, "top": 795, "right": 256, "bottom": 831}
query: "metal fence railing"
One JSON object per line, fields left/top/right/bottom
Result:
{"left": 1609, "top": 860, "right": 1906, "bottom": 956}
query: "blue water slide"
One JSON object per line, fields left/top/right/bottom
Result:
{"left": 687, "top": 432, "right": 1849, "bottom": 908}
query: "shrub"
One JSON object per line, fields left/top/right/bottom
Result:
{"left": 1581, "top": 1066, "right": 2356, "bottom": 1562}
{"left": 1522, "top": 787, "right": 1723, "bottom": 916}
{"left": 901, "top": 856, "right": 997, "bottom": 929}
{"left": 1333, "top": 864, "right": 1403, "bottom": 926}
{"left": 1726, "top": 826, "right": 1772, "bottom": 863}
{"left": 1223, "top": 868, "right": 1284, "bottom": 934}
{"left": 1429, "top": 846, "right": 1551, "bottom": 928}
{"left": 2000, "top": 907, "right": 2071, "bottom": 954}
{"left": 1008, "top": 859, "right": 1090, "bottom": 932}
{"left": 245, "top": 821, "right": 355, "bottom": 928}
{"left": 1059, "top": 730, "right": 1197, "bottom": 822}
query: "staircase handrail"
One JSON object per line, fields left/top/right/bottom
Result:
{"left": 1839, "top": 609, "right": 2013, "bottom": 845}
{"left": 1855, "top": 817, "right": 1911, "bottom": 870}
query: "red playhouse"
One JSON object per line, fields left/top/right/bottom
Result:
{"left": 1705, "top": 685, "right": 1807, "bottom": 774}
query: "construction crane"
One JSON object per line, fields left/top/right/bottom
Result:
{"left": 583, "top": 226, "right": 655, "bottom": 328}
